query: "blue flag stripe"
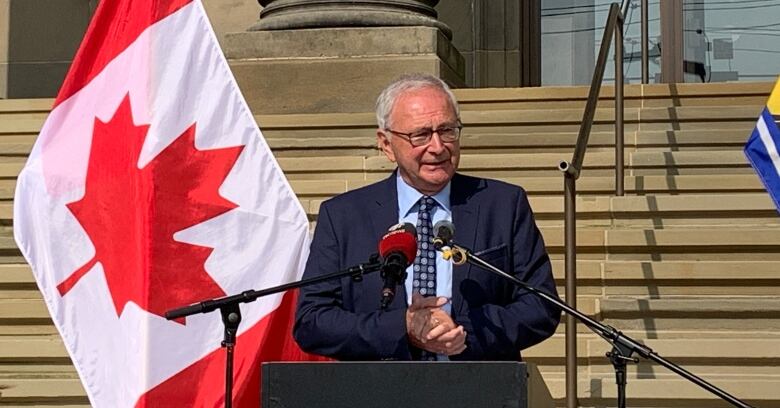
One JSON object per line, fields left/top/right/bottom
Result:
{"left": 744, "top": 108, "right": 780, "bottom": 213}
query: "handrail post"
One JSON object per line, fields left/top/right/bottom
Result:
{"left": 641, "top": 0, "right": 649, "bottom": 84}
{"left": 564, "top": 169, "right": 578, "bottom": 408}
{"left": 615, "top": 15, "right": 625, "bottom": 196}
{"left": 560, "top": 4, "right": 625, "bottom": 407}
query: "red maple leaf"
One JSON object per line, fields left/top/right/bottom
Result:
{"left": 57, "top": 95, "right": 244, "bottom": 323}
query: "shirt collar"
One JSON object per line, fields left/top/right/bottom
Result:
{"left": 396, "top": 172, "right": 451, "bottom": 217}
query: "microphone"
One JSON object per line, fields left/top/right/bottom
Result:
{"left": 433, "top": 220, "right": 466, "bottom": 265}
{"left": 378, "top": 223, "right": 417, "bottom": 309}
{"left": 432, "top": 220, "right": 455, "bottom": 250}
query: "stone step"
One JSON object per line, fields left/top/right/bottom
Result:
{"left": 4, "top": 271, "right": 776, "bottom": 332}
{"left": 0, "top": 106, "right": 717, "bottom": 139}
{"left": 0, "top": 299, "right": 51, "bottom": 322}
{"left": 302, "top": 191, "right": 777, "bottom": 226}
{"left": 0, "top": 219, "right": 777, "bottom": 261}
{"left": 525, "top": 336, "right": 780, "bottom": 365}
{"left": 0, "top": 378, "right": 87, "bottom": 405}
{"left": 2, "top": 375, "right": 775, "bottom": 408}
{"left": 600, "top": 297, "right": 780, "bottom": 332}
{"left": 0, "top": 128, "right": 754, "bottom": 160}
{"left": 277, "top": 150, "right": 753, "bottom": 181}
{"left": 530, "top": 193, "right": 779, "bottom": 228}
{"left": 338, "top": 174, "right": 766, "bottom": 198}
{"left": 0, "top": 336, "right": 69, "bottom": 361}
{"left": 599, "top": 260, "right": 780, "bottom": 296}
{"left": 5, "top": 333, "right": 776, "bottom": 373}
{"left": 304, "top": 197, "right": 779, "bottom": 231}
{"left": 0, "top": 99, "right": 52, "bottom": 113}
{"left": 6, "top": 376, "right": 771, "bottom": 408}
{"left": 453, "top": 81, "right": 772, "bottom": 110}
{"left": 3, "top": 151, "right": 756, "bottom": 183}
{"left": 255, "top": 105, "right": 758, "bottom": 140}
{"left": 5, "top": 260, "right": 778, "bottom": 297}
{"left": 0, "top": 176, "right": 768, "bottom": 216}
{"left": 0, "top": 82, "right": 770, "bottom": 116}
{"left": 568, "top": 377, "right": 774, "bottom": 408}
{"left": 545, "top": 226, "right": 780, "bottom": 261}
{"left": 457, "top": 129, "right": 753, "bottom": 155}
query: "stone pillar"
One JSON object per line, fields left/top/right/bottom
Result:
{"left": 224, "top": 0, "right": 464, "bottom": 114}
{"left": 436, "top": 0, "right": 541, "bottom": 88}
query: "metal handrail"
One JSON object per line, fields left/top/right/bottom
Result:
{"left": 641, "top": 0, "right": 649, "bottom": 84}
{"left": 557, "top": 3, "right": 625, "bottom": 408}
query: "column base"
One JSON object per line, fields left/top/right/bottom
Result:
{"left": 223, "top": 26, "right": 465, "bottom": 114}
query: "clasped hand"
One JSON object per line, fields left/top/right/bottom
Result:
{"left": 405, "top": 294, "right": 467, "bottom": 356}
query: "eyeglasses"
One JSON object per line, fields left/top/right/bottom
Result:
{"left": 384, "top": 124, "right": 462, "bottom": 147}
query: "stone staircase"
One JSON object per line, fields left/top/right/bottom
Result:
{"left": 1, "top": 82, "right": 779, "bottom": 408}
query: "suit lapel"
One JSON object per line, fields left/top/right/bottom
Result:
{"left": 450, "top": 173, "right": 480, "bottom": 317}
{"left": 368, "top": 174, "right": 406, "bottom": 306}
{"left": 369, "top": 174, "right": 400, "bottom": 250}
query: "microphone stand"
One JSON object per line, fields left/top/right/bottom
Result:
{"left": 439, "top": 243, "right": 754, "bottom": 408}
{"left": 164, "top": 254, "right": 382, "bottom": 408}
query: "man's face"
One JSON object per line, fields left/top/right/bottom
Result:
{"left": 376, "top": 87, "right": 460, "bottom": 195}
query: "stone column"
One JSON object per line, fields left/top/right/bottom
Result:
{"left": 223, "top": 0, "right": 464, "bottom": 114}
{"left": 251, "top": 0, "right": 452, "bottom": 39}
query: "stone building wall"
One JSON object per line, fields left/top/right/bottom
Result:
{"left": 0, "top": 0, "right": 257, "bottom": 98}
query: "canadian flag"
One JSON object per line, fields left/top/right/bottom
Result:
{"left": 13, "top": 0, "right": 320, "bottom": 406}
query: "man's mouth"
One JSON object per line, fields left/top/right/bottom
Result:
{"left": 423, "top": 160, "right": 448, "bottom": 167}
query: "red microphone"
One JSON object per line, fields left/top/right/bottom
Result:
{"left": 378, "top": 223, "right": 417, "bottom": 309}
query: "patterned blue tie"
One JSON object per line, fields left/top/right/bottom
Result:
{"left": 413, "top": 196, "right": 437, "bottom": 297}
{"left": 413, "top": 196, "right": 437, "bottom": 361}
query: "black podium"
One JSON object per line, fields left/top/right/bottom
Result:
{"left": 261, "top": 361, "right": 554, "bottom": 408}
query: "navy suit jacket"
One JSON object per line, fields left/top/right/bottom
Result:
{"left": 293, "top": 173, "right": 561, "bottom": 360}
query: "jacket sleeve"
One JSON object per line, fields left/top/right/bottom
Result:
{"left": 293, "top": 202, "right": 413, "bottom": 360}
{"left": 458, "top": 188, "right": 562, "bottom": 359}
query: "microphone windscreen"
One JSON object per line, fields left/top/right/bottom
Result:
{"left": 378, "top": 229, "right": 417, "bottom": 265}
{"left": 433, "top": 220, "right": 455, "bottom": 242}
{"left": 388, "top": 222, "right": 417, "bottom": 237}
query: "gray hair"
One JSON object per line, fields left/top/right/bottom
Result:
{"left": 375, "top": 74, "right": 460, "bottom": 130}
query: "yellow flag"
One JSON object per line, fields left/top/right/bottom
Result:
{"left": 767, "top": 76, "right": 780, "bottom": 115}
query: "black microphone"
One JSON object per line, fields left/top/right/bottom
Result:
{"left": 378, "top": 223, "right": 417, "bottom": 309}
{"left": 432, "top": 220, "right": 455, "bottom": 250}
{"left": 433, "top": 220, "right": 466, "bottom": 265}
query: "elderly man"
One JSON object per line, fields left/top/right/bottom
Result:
{"left": 293, "top": 74, "right": 560, "bottom": 360}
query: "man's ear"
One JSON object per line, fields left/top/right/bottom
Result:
{"left": 376, "top": 130, "right": 396, "bottom": 163}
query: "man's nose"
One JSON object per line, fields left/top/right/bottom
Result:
{"left": 426, "top": 132, "right": 445, "bottom": 152}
